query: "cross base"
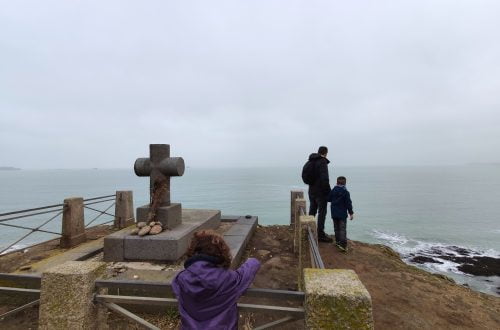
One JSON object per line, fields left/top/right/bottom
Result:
{"left": 136, "top": 203, "right": 182, "bottom": 229}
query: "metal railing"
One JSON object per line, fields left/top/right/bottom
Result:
{"left": 0, "top": 195, "right": 116, "bottom": 255}
{"left": 298, "top": 204, "right": 325, "bottom": 269}
{"left": 0, "top": 274, "right": 305, "bottom": 327}
{"left": 95, "top": 279, "right": 305, "bottom": 330}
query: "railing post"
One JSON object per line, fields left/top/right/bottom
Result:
{"left": 298, "top": 215, "right": 315, "bottom": 290}
{"left": 60, "top": 197, "right": 86, "bottom": 248}
{"left": 114, "top": 191, "right": 135, "bottom": 229}
{"left": 290, "top": 190, "right": 304, "bottom": 227}
{"left": 294, "top": 198, "right": 307, "bottom": 254}
{"left": 303, "top": 268, "right": 374, "bottom": 329}
{"left": 38, "top": 261, "right": 106, "bottom": 330}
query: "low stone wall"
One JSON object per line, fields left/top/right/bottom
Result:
{"left": 304, "top": 268, "right": 374, "bottom": 329}
{"left": 38, "top": 261, "right": 106, "bottom": 330}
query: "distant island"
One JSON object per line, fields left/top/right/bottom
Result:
{"left": 0, "top": 166, "right": 21, "bottom": 171}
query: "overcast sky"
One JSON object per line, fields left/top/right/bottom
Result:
{"left": 1, "top": 1, "right": 499, "bottom": 168}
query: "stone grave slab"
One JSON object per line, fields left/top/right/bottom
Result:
{"left": 223, "top": 216, "right": 258, "bottom": 268}
{"left": 104, "top": 209, "right": 220, "bottom": 262}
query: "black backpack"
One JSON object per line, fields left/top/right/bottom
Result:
{"left": 302, "top": 160, "right": 318, "bottom": 185}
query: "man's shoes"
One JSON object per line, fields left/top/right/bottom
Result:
{"left": 318, "top": 233, "right": 333, "bottom": 243}
{"left": 335, "top": 243, "right": 347, "bottom": 253}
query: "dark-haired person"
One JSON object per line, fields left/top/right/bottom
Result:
{"left": 328, "top": 176, "right": 354, "bottom": 252}
{"left": 172, "top": 230, "right": 261, "bottom": 329}
{"left": 307, "top": 146, "right": 333, "bottom": 242}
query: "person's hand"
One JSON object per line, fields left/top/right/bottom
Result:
{"left": 349, "top": 214, "right": 354, "bottom": 221}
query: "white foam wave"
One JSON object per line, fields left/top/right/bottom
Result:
{"left": 0, "top": 244, "right": 28, "bottom": 255}
{"left": 370, "top": 229, "right": 500, "bottom": 259}
{"left": 371, "top": 229, "right": 409, "bottom": 246}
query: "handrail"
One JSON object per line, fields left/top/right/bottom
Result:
{"left": 0, "top": 195, "right": 114, "bottom": 218}
{"left": 307, "top": 226, "right": 325, "bottom": 269}
{"left": 95, "top": 279, "right": 305, "bottom": 302}
{"left": 0, "top": 194, "right": 117, "bottom": 256}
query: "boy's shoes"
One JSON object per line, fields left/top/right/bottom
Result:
{"left": 335, "top": 243, "right": 348, "bottom": 253}
{"left": 318, "top": 233, "right": 333, "bottom": 243}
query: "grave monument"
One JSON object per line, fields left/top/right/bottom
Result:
{"left": 104, "top": 144, "right": 221, "bottom": 261}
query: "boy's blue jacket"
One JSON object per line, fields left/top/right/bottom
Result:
{"left": 328, "top": 185, "right": 354, "bottom": 219}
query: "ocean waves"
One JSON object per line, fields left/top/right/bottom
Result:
{"left": 371, "top": 229, "right": 500, "bottom": 296}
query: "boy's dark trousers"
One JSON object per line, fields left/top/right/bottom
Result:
{"left": 332, "top": 217, "right": 347, "bottom": 248}
{"left": 308, "top": 192, "right": 327, "bottom": 235}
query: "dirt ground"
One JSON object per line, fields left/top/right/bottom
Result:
{"left": 0, "top": 224, "right": 113, "bottom": 273}
{"left": 2, "top": 224, "right": 500, "bottom": 329}
{"left": 318, "top": 239, "right": 500, "bottom": 329}
{"left": 243, "top": 226, "right": 500, "bottom": 329}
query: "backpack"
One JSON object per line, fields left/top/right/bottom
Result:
{"left": 302, "top": 160, "right": 318, "bottom": 185}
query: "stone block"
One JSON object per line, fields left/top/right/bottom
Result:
{"left": 303, "top": 268, "right": 374, "bottom": 330}
{"left": 114, "top": 191, "right": 135, "bottom": 229}
{"left": 224, "top": 235, "right": 245, "bottom": 268}
{"left": 236, "top": 215, "right": 258, "bottom": 227}
{"left": 104, "top": 209, "right": 220, "bottom": 262}
{"left": 290, "top": 190, "right": 304, "bottom": 226}
{"left": 39, "top": 261, "right": 106, "bottom": 330}
{"left": 60, "top": 197, "right": 86, "bottom": 248}
{"left": 294, "top": 199, "right": 307, "bottom": 253}
{"left": 220, "top": 215, "right": 240, "bottom": 222}
{"left": 124, "top": 224, "right": 193, "bottom": 260}
{"left": 136, "top": 203, "right": 182, "bottom": 229}
{"left": 103, "top": 232, "right": 125, "bottom": 262}
{"left": 224, "top": 223, "right": 255, "bottom": 248}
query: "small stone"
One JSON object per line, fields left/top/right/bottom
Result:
{"left": 256, "top": 249, "right": 271, "bottom": 258}
{"left": 19, "top": 265, "right": 31, "bottom": 271}
{"left": 133, "top": 275, "right": 139, "bottom": 279}
{"left": 149, "top": 225, "right": 163, "bottom": 235}
{"left": 155, "top": 222, "right": 161, "bottom": 226}
{"left": 137, "top": 222, "right": 147, "bottom": 228}
{"left": 130, "top": 228, "right": 140, "bottom": 235}
{"left": 138, "top": 225, "right": 151, "bottom": 236}
{"left": 149, "top": 221, "right": 156, "bottom": 227}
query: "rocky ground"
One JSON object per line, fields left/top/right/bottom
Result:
{"left": 1, "top": 224, "right": 500, "bottom": 329}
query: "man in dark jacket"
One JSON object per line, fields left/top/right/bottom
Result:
{"left": 328, "top": 176, "right": 354, "bottom": 252}
{"left": 307, "top": 146, "right": 333, "bottom": 242}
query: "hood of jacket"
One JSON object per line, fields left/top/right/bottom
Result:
{"left": 331, "top": 185, "right": 347, "bottom": 197}
{"left": 308, "top": 153, "right": 330, "bottom": 164}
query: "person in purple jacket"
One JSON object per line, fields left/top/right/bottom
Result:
{"left": 172, "top": 229, "right": 261, "bottom": 330}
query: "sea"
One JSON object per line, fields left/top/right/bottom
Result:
{"left": 0, "top": 166, "right": 499, "bottom": 296}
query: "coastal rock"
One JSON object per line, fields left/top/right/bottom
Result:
{"left": 130, "top": 228, "right": 140, "bottom": 235}
{"left": 149, "top": 221, "right": 156, "bottom": 227}
{"left": 454, "top": 257, "right": 500, "bottom": 277}
{"left": 138, "top": 226, "right": 151, "bottom": 236}
{"left": 149, "top": 225, "right": 163, "bottom": 235}
{"left": 137, "top": 222, "right": 147, "bottom": 229}
{"left": 410, "top": 256, "right": 443, "bottom": 264}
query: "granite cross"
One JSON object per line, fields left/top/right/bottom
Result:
{"left": 134, "top": 144, "right": 185, "bottom": 206}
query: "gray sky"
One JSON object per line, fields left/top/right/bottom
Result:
{"left": 1, "top": 1, "right": 499, "bottom": 168}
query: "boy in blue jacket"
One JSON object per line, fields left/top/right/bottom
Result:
{"left": 327, "top": 176, "right": 354, "bottom": 252}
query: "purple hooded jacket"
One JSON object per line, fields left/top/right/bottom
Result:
{"left": 172, "top": 255, "right": 261, "bottom": 330}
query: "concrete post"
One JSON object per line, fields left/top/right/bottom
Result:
{"left": 114, "top": 191, "right": 135, "bottom": 229}
{"left": 303, "top": 268, "right": 374, "bottom": 329}
{"left": 60, "top": 197, "right": 86, "bottom": 248}
{"left": 293, "top": 198, "right": 307, "bottom": 254}
{"left": 290, "top": 190, "right": 304, "bottom": 227}
{"left": 38, "top": 261, "right": 106, "bottom": 330}
{"left": 298, "top": 215, "right": 315, "bottom": 290}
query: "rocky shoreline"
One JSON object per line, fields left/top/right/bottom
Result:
{"left": 405, "top": 245, "right": 500, "bottom": 295}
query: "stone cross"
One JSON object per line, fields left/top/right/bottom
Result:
{"left": 134, "top": 144, "right": 185, "bottom": 206}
